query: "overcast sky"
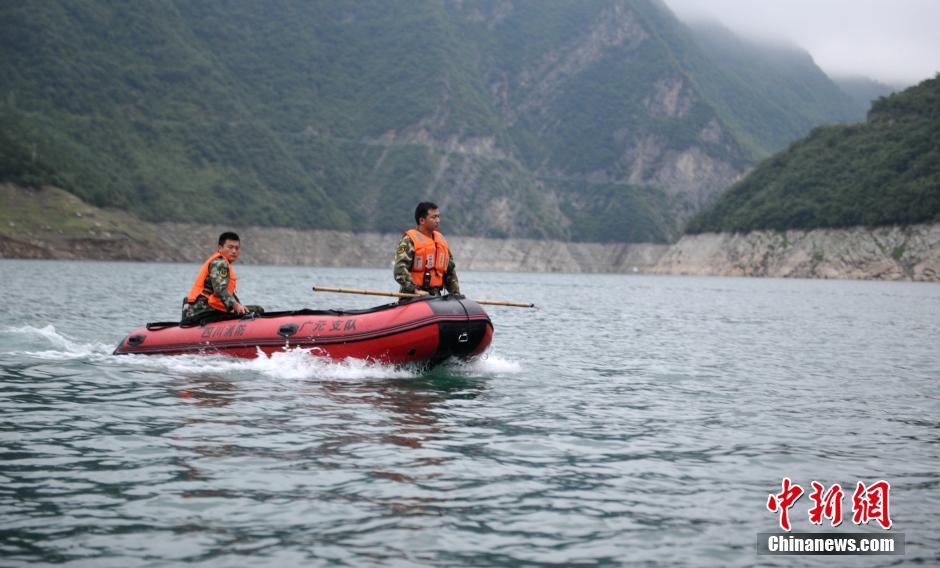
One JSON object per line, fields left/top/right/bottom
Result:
{"left": 663, "top": 0, "right": 940, "bottom": 86}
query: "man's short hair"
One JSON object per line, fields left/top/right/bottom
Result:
{"left": 414, "top": 202, "right": 439, "bottom": 225}
{"left": 218, "top": 231, "right": 240, "bottom": 246}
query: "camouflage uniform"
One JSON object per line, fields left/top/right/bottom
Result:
{"left": 393, "top": 234, "right": 460, "bottom": 295}
{"left": 182, "top": 256, "right": 263, "bottom": 323}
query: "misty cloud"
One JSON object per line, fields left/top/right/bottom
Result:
{"left": 664, "top": 0, "right": 940, "bottom": 86}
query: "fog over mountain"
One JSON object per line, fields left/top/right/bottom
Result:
{"left": 664, "top": 0, "right": 940, "bottom": 87}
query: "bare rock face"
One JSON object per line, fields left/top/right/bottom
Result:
{"left": 652, "top": 224, "right": 940, "bottom": 281}
{"left": 644, "top": 77, "right": 693, "bottom": 119}
{"left": 513, "top": 4, "right": 649, "bottom": 121}
{"left": 621, "top": 134, "right": 743, "bottom": 221}
{"left": 652, "top": 147, "right": 741, "bottom": 206}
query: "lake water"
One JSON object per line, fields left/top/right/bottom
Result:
{"left": 1, "top": 259, "right": 938, "bottom": 566}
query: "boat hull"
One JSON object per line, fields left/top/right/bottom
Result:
{"left": 114, "top": 296, "right": 493, "bottom": 366}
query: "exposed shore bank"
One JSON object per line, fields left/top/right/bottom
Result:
{"left": 2, "top": 184, "right": 938, "bottom": 281}
{"left": 653, "top": 224, "right": 940, "bottom": 281}
{"left": 0, "top": 220, "right": 671, "bottom": 274}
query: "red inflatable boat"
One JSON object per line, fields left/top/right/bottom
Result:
{"left": 114, "top": 296, "right": 493, "bottom": 366}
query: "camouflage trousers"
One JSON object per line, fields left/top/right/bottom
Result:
{"left": 181, "top": 298, "right": 264, "bottom": 326}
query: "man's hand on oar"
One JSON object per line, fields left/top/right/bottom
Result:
{"left": 311, "top": 285, "right": 535, "bottom": 308}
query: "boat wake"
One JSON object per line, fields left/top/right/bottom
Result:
{"left": 126, "top": 347, "right": 422, "bottom": 381}
{"left": 2, "top": 324, "right": 115, "bottom": 361}
{"left": 2, "top": 325, "right": 521, "bottom": 380}
{"left": 451, "top": 352, "right": 523, "bottom": 375}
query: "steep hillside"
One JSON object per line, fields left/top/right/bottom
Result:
{"left": 686, "top": 75, "right": 940, "bottom": 233}
{"left": 0, "top": 0, "right": 863, "bottom": 243}
{"left": 685, "top": 21, "right": 866, "bottom": 154}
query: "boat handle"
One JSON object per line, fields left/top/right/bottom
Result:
{"left": 277, "top": 324, "right": 298, "bottom": 338}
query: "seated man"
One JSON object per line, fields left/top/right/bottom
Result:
{"left": 393, "top": 201, "right": 460, "bottom": 297}
{"left": 182, "top": 231, "right": 263, "bottom": 324}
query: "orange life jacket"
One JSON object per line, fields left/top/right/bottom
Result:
{"left": 405, "top": 228, "right": 450, "bottom": 289}
{"left": 186, "top": 252, "right": 237, "bottom": 312}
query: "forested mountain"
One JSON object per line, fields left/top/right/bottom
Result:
{"left": 0, "top": 0, "right": 865, "bottom": 243}
{"left": 686, "top": 22, "right": 866, "bottom": 154}
{"left": 686, "top": 75, "right": 940, "bottom": 234}
{"left": 832, "top": 76, "right": 899, "bottom": 110}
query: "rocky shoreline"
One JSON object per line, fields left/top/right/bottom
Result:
{"left": 71, "top": 222, "right": 674, "bottom": 274}
{"left": 3, "top": 184, "right": 938, "bottom": 281}
{"left": 653, "top": 224, "right": 940, "bottom": 281}
{"left": 4, "top": 220, "right": 940, "bottom": 281}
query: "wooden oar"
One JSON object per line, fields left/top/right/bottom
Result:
{"left": 312, "top": 285, "right": 535, "bottom": 308}
{"left": 470, "top": 298, "right": 536, "bottom": 308}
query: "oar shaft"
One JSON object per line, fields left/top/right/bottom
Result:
{"left": 312, "top": 285, "right": 417, "bottom": 298}
{"left": 475, "top": 299, "right": 535, "bottom": 308}
{"left": 312, "top": 285, "right": 535, "bottom": 308}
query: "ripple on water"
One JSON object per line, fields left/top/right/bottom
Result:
{"left": 2, "top": 265, "right": 939, "bottom": 565}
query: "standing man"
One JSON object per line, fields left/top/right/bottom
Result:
{"left": 182, "top": 232, "right": 263, "bottom": 324}
{"left": 394, "top": 202, "right": 460, "bottom": 297}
